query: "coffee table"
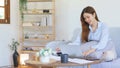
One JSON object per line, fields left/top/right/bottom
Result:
{"left": 25, "top": 58, "right": 102, "bottom": 68}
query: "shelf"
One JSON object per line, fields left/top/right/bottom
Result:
{"left": 23, "top": 45, "right": 45, "bottom": 47}
{"left": 23, "top": 26, "right": 53, "bottom": 34}
{"left": 24, "top": 38, "right": 54, "bottom": 42}
{"left": 27, "top": 0, "right": 52, "bottom": 2}
{"left": 21, "top": 50, "right": 39, "bottom": 53}
{"left": 23, "top": 13, "right": 52, "bottom": 15}
{"left": 22, "top": 21, "right": 52, "bottom": 25}
{"left": 26, "top": 9, "right": 53, "bottom": 11}
{"left": 23, "top": 26, "right": 52, "bottom": 28}
{"left": 21, "top": 46, "right": 45, "bottom": 53}
{"left": 19, "top": 0, "right": 55, "bottom": 50}
{"left": 23, "top": 26, "right": 52, "bottom": 30}
{"left": 22, "top": 9, "right": 53, "bottom": 15}
{"left": 23, "top": 33, "right": 53, "bottom": 35}
{"left": 23, "top": 38, "right": 54, "bottom": 46}
{"left": 23, "top": 42, "right": 47, "bottom": 46}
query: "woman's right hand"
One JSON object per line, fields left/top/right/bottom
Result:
{"left": 56, "top": 47, "right": 61, "bottom": 52}
{"left": 56, "top": 47, "right": 62, "bottom": 56}
{"left": 82, "top": 48, "right": 96, "bottom": 56}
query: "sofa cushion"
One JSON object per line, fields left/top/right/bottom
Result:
{"left": 109, "top": 28, "right": 120, "bottom": 58}
{"left": 46, "top": 41, "right": 67, "bottom": 51}
{"left": 91, "top": 58, "right": 120, "bottom": 68}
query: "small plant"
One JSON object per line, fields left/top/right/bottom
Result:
{"left": 9, "top": 39, "right": 20, "bottom": 51}
{"left": 39, "top": 48, "right": 52, "bottom": 57}
{"left": 19, "top": 0, "right": 27, "bottom": 20}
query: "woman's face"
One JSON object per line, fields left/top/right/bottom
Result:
{"left": 83, "top": 13, "right": 95, "bottom": 25}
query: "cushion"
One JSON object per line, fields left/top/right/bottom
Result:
{"left": 71, "top": 28, "right": 81, "bottom": 42}
{"left": 46, "top": 40, "right": 67, "bottom": 51}
{"left": 103, "top": 49, "right": 117, "bottom": 61}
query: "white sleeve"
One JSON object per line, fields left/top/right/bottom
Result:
{"left": 92, "top": 25, "right": 109, "bottom": 50}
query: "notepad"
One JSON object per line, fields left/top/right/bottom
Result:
{"left": 50, "top": 55, "right": 93, "bottom": 64}
{"left": 50, "top": 55, "right": 60, "bottom": 61}
{"left": 69, "top": 58, "right": 93, "bottom": 64}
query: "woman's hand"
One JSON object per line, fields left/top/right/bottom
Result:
{"left": 56, "top": 47, "right": 61, "bottom": 52}
{"left": 83, "top": 48, "right": 96, "bottom": 56}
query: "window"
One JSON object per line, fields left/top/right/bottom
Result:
{"left": 0, "top": 0, "right": 10, "bottom": 24}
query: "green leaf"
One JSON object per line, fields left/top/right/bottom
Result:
{"left": 9, "top": 39, "right": 20, "bottom": 51}
{"left": 19, "top": 0, "right": 27, "bottom": 20}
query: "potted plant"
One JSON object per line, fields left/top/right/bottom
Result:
{"left": 39, "top": 48, "right": 52, "bottom": 63}
{"left": 9, "top": 39, "right": 20, "bottom": 67}
{"left": 19, "top": 0, "right": 27, "bottom": 20}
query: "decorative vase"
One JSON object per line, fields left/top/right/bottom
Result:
{"left": 40, "top": 56, "right": 50, "bottom": 63}
{"left": 13, "top": 49, "right": 19, "bottom": 67}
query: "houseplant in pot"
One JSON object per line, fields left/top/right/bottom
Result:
{"left": 39, "top": 48, "right": 52, "bottom": 63}
{"left": 9, "top": 39, "right": 20, "bottom": 67}
{"left": 19, "top": 0, "right": 27, "bottom": 20}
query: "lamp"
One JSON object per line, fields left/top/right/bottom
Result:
{"left": 20, "top": 54, "right": 29, "bottom": 65}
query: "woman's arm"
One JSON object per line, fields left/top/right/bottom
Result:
{"left": 91, "top": 24, "right": 109, "bottom": 50}
{"left": 83, "top": 48, "right": 96, "bottom": 56}
{"left": 83, "top": 23, "right": 110, "bottom": 56}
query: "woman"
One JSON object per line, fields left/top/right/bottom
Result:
{"left": 80, "top": 6, "right": 117, "bottom": 61}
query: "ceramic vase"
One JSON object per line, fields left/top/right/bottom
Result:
{"left": 13, "top": 49, "right": 19, "bottom": 67}
{"left": 40, "top": 56, "right": 50, "bottom": 63}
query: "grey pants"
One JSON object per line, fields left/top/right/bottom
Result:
{"left": 80, "top": 41, "right": 117, "bottom": 61}
{"left": 46, "top": 40, "right": 117, "bottom": 61}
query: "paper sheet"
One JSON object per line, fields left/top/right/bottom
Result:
{"left": 50, "top": 55, "right": 93, "bottom": 64}
{"left": 50, "top": 55, "right": 60, "bottom": 61}
{"left": 69, "top": 58, "right": 93, "bottom": 64}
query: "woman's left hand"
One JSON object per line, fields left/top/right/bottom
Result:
{"left": 83, "top": 48, "right": 96, "bottom": 56}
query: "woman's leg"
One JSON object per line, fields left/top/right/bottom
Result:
{"left": 80, "top": 41, "right": 99, "bottom": 59}
{"left": 90, "top": 40, "right": 117, "bottom": 61}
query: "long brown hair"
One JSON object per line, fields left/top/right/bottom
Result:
{"left": 80, "top": 6, "right": 99, "bottom": 43}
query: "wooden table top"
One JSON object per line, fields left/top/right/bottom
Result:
{"left": 25, "top": 58, "right": 102, "bottom": 67}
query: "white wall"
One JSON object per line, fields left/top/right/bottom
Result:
{"left": 0, "top": 0, "right": 19, "bottom": 66}
{"left": 55, "top": 0, "right": 120, "bottom": 41}
{"left": 0, "top": 0, "right": 120, "bottom": 66}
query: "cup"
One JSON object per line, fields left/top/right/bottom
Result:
{"left": 61, "top": 54, "right": 68, "bottom": 63}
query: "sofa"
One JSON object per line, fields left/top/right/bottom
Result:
{"left": 46, "top": 27, "right": 120, "bottom": 68}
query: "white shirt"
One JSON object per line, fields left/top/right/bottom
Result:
{"left": 88, "top": 22, "right": 111, "bottom": 50}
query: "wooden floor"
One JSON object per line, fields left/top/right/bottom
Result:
{"left": 0, "top": 65, "right": 31, "bottom": 68}
{"left": 0, "top": 65, "right": 53, "bottom": 68}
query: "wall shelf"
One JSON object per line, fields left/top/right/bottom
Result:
{"left": 19, "top": 0, "right": 55, "bottom": 54}
{"left": 27, "top": 0, "right": 52, "bottom": 2}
